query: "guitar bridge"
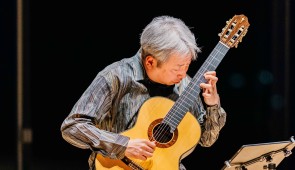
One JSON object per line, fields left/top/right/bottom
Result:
{"left": 122, "top": 157, "right": 145, "bottom": 170}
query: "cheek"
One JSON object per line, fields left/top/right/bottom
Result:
{"left": 166, "top": 71, "right": 176, "bottom": 79}
{"left": 158, "top": 68, "right": 176, "bottom": 82}
{"left": 158, "top": 70, "right": 171, "bottom": 81}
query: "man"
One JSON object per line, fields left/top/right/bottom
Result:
{"left": 61, "top": 15, "right": 226, "bottom": 170}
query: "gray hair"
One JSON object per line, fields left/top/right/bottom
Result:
{"left": 140, "top": 15, "right": 201, "bottom": 65}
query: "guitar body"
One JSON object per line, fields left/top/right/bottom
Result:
{"left": 95, "top": 97, "right": 201, "bottom": 170}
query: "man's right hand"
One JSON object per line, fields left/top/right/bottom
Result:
{"left": 125, "top": 139, "right": 156, "bottom": 160}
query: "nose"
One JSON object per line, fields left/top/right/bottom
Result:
{"left": 177, "top": 70, "right": 186, "bottom": 79}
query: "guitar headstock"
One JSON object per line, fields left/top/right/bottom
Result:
{"left": 218, "top": 14, "right": 250, "bottom": 48}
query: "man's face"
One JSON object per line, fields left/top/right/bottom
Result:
{"left": 147, "top": 54, "right": 192, "bottom": 85}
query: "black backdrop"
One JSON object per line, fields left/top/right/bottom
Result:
{"left": 1, "top": 0, "right": 295, "bottom": 169}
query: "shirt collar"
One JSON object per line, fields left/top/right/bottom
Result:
{"left": 132, "top": 48, "right": 183, "bottom": 94}
{"left": 133, "top": 48, "right": 147, "bottom": 82}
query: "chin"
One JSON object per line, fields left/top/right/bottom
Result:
{"left": 162, "top": 82, "right": 172, "bottom": 86}
{"left": 168, "top": 82, "right": 177, "bottom": 85}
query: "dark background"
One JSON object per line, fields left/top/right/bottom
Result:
{"left": 1, "top": 0, "right": 295, "bottom": 169}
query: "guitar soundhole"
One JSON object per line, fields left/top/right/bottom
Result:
{"left": 153, "top": 123, "right": 172, "bottom": 143}
{"left": 148, "top": 119, "right": 178, "bottom": 148}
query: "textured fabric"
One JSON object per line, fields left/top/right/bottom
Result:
{"left": 60, "top": 50, "right": 227, "bottom": 169}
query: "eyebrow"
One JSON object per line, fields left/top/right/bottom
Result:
{"left": 177, "top": 63, "right": 190, "bottom": 67}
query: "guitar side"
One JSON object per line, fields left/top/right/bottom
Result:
{"left": 95, "top": 96, "right": 201, "bottom": 170}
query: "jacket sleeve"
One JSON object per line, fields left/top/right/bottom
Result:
{"left": 199, "top": 104, "right": 226, "bottom": 147}
{"left": 60, "top": 75, "right": 129, "bottom": 159}
{"left": 191, "top": 96, "right": 227, "bottom": 147}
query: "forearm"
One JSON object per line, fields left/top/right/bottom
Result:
{"left": 61, "top": 115, "right": 129, "bottom": 159}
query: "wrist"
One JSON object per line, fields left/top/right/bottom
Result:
{"left": 206, "top": 104, "right": 220, "bottom": 109}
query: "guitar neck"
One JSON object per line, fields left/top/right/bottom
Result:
{"left": 163, "top": 14, "right": 249, "bottom": 131}
{"left": 164, "top": 41, "right": 230, "bottom": 130}
{"left": 187, "top": 41, "right": 230, "bottom": 98}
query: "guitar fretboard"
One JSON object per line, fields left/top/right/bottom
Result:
{"left": 163, "top": 41, "right": 230, "bottom": 131}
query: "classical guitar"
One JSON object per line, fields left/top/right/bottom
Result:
{"left": 95, "top": 14, "right": 250, "bottom": 170}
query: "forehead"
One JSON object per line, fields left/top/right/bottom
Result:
{"left": 165, "top": 53, "right": 192, "bottom": 66}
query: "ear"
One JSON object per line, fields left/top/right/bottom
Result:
{"left": 144, "top": 55, "right": 157, "bottom": 69}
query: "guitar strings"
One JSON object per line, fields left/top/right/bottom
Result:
{"left": 153, "top": 42, "right": 228, "bottom": 147}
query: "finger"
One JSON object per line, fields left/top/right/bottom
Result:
{"left": 142, "top": 140, "right": 156, "bottom": 149}
{"left": 143, "top": 150, "right": 153, "bottom": 158}
{"left": 202, "top": 92, "right": 211, "bottom": 98}
{"left": 143, "top": 145, "right": 155, "bottom": 154}
{"left": 204, "top": 71, "right": 216, "bottom": 76}
{"left": 204, "top": 75, "right": 218, "bottom": 82}
{"left": 137, "top": 154, "right": 148, "bottom": 160}
{"left": 135, "top": 148, "right": 152, "bottom": 160}
{"left": 147, "top": 141, "right": 156, "bottom": 149}
{"left": 200, "top": 83, "right": 212, "bottom": 90}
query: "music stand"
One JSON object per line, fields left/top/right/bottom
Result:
{"left": 221, "top": 136, "right": 295, "bottom": 170}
